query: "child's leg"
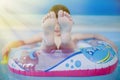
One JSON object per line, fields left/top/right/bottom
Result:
{"left": 58, "top": 10, "right": 75, "bottom": 53}
{"left": 41, "top": 12, "right": 57, "bottom": 53}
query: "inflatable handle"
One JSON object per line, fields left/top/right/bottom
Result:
{"left": 29, "top": 51, "right": 36, "bottom": 60}
{"left": 0, "top": 56, "right": 8, "bottom": 64}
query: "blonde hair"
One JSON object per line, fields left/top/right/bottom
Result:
{"left": 49, "top": 4, "right": 70, "bottom": 18}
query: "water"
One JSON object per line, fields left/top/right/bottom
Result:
{"left": 0, "top": 15, "right": 120, "bottom": 80}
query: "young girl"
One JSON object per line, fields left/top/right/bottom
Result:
{"left": 2, "top": 4, "right": 118, "bottom": 66}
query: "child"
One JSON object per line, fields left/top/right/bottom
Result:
{"left": 2, "top": 4, "right": 118, "bottom": 66}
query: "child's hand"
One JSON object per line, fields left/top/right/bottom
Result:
{"left": 1, "top": 40, "right": 25, "bottom": 63}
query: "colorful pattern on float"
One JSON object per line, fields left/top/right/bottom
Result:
{"left": 8, "top": 39, "right": 118, "bottom": 76}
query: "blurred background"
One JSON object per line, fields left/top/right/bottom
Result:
{"left": 0, "top": 0, "right": 120, "bottom": 80}
{"left": 0, "top": 0, "right": 120, "bottom": 43}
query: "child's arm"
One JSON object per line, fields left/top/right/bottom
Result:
{"left": 93, "top": 34, "right": 118, "bottom": 52}
{"left": 72, "top": 33, "right": 118, "bottom": 52}
{"left": 1, "top": 40, "right": 25, "bottom": 64}
{"left": 23, "top": 32, "right": 43, "bottom": 45}
{"left": 1, "top": 32, "right": 43, "bottom": 63}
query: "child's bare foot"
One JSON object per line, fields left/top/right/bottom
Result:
{"left": 41, "top": 12, "right": 57, "bottom": 53}
{"left": 58, "top": 10, "right": 74, "bottom": 53}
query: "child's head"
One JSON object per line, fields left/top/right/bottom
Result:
{"left": 49, "top": 4, "right": 70, "bottom": 18}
